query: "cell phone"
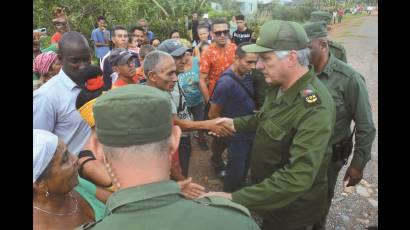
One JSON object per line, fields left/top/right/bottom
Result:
{"left": 33, "top": 28, "right": 47, "bottom": 35}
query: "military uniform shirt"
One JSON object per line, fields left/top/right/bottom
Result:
{"left": 78, "top": 181, "right": 260, "bottom": 230}
{"left": 317, "top": 54, "right": 376, "bottom": 170}
{"left": 329, "top": 40, "right": 347, "bottom": 63}
{"left": 231, "top": 67, "right": 336, "bottom": 228}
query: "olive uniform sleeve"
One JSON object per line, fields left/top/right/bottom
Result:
{"left": 346, "top": 73, "right": 376, "bottom": 170}
{"left": 339, "top": 46, "right": 347, "bottom": 63}
{"left": 234, "top": 114, "right": 260, "bottom": 133}
{"left": 232, "top": 106, "right": 333, "bottom": 211}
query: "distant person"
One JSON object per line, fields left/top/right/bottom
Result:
{"left": 169, "top": 29, "right": 181, "bottom": 41}
{"left": 91, "top": 16, "right": 111, "bottom": 63}
{"left": 131, "top": 26, "right": 148, "bottom": 46}
{"left": 33, "top": 51, "right": 62, "bottom": 90}
{"left": 188, "top": 12, "right": 200, "bottom": 45}
{"left": 137, "top": 18, "right": 155, "bottom": 42}
{"left": 150, "top": 38, "right": 161, "bottom": 48}
{"left": 193, "top": 24, "right": 212, "bottom": 58}
{"left": 128, "top": 35, "right": 140, "bottom": 54}
{"left": 333, "top": 10, "right": 337, "bottom": 24}
{"left": 232, "top": 15, "right": 252, "bottom": 45}
{"left": 338, "top": 8, "right": 344, "bottom": 23}
{"left": 51, "top": 7, "right": 70, "bottom": 44}
{"left": 229, "top": 16, "right": 237, "bottom": 37}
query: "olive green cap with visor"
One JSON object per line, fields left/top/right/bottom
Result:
{"left": 242, "top": 20, "right": 309, "bottom": 53}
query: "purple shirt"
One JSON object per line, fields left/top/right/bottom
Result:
{"left": 211, "top": 67, "right": 255, "bottom": 140}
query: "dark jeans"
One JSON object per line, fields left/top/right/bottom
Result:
{"left": 189, "top": 103, "right": 207, "bottom": 139}
{"left": 211, "top": 137, "right": 227, "bottom": 167}
{"left": 178, "top": 136, "right": 192, "bottom": 177}
{"left": 223, "top": 139, "right": 253, "bottom": 192}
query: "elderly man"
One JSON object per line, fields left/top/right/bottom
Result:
{"left": 304, "top": 21, "right": 376, "bottom": 230}
{"left": 144, "top": 48, "right": 234, "bottom": 177}
{"left": 202, "top": 20, "right": 336, "bottom": 230}
{"left": 309, "top": 10, "right": 348, "bottom": 63}
{"left": 34, "top": 31, "right": 92, "bottom": 155}
{"left": 76, "top": 85, "right": 260, "bottom": 229}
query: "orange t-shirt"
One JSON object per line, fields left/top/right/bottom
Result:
{"left": 199, "top": 42, "right": 237, "bottom": 95}
{"left": 111, "top": 74, "right": 139, "bottom": 89}
{"left": 51, "top": 32, "right": 62, "bottom": 44}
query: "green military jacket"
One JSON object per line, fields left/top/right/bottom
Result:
{"left": 329, "top": 40, "right": 347, "bottom": 63}
{"left": 252, "top": 69, "right": 269, "bottom": 110}
{"left": 317, "top": 54, "right": 376, "bottom": 170}
{"left": 231, "top": 67, "right": 336, "bottom": 229}
{"left": 77, "top": 181, "right": 260, "bottom": 230}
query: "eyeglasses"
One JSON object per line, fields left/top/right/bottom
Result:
{"left": 214, "top": 30, "right": 229, "bottom": 37}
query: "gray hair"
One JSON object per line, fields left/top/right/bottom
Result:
{"left": 275, "top": 48, "right": 311, "bottom": 66}
{"left": 143, "top": 50, "right": 173, "bottom": 79}
{"left": 102, "top": 136, "right": 171, "bottom": 162}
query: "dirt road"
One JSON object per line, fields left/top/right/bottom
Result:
{"left": 188, "top": 14, "right": 378, "bottom": 229}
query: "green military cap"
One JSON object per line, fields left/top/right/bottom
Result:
{"left": 304, "top": 21, "right": 327, "bottom": 40}
{"left": 243, "top": 20, "right": 309, "bottom": 53}
{"left": 310, "top": 11, "right": 332, "bottom": 25}
{"left": 93, "top": 84, "right": 173, "bottom": 147}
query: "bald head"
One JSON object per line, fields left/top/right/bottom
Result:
{"left": 58, "top": 31, "right": 92, "bottom": 84}
{"left": 58, "top": 31, "right": 90, "bottom": 56}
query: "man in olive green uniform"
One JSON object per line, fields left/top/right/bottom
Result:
{"left": 304, "top": 21, "right": 376, "bottom": 230}
{"left": 202, "top": 20, "right": 336, "bottom": 230}
{"left": 76, "top": 84, "right": 260, "bottom": 230}
{"left": 309, "top": 11, "right": 348, "bottom": 63}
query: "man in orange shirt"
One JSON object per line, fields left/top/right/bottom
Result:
{"left": 109, "top": 48, "right": 139, "bottom": 89}
{"left": 199, "top": 19, "right": 237, "bottom": 103}
{"left": 199, "top": 18, "right": 237, "bottom": 178}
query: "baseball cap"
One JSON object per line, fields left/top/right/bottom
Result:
{"left": 242, "top": 20, "right": 309, "bottom": 53}
{"left": 109, "top": 48, "right": 138, "bottom": 66}
{"left": 157, "top": 39, "right": 189, "bottom": 57}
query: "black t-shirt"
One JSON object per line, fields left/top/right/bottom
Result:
{"left": 232, "top": 28, "right": 253, "bottom": 45}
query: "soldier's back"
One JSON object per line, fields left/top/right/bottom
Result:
{"left": 78, "top": 181, "right": 260, "bottom": 230}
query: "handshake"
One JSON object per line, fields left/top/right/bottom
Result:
{"left": 206, "top": 118, "right": 236, "bottom": 137}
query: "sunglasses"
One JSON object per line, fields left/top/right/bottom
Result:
{"left": 214, "top": 30, "right": 229, "bottom": 37}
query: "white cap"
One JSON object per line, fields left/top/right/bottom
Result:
{"left": 33, "top": 129, "right": 58, "bottom": 183}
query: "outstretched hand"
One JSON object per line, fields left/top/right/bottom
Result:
{"left": 207, "top": 118, "right": 236, "bottom": 137}
{"left": 177, "top": 177, "right": 205, "bottom": 199}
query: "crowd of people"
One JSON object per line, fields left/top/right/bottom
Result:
{"left": 33, "top": 8, "right": 376, "bottom": 230}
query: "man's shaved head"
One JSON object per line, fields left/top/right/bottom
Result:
{"left": 58, "top": 31, "right": 92, "bottom": 85}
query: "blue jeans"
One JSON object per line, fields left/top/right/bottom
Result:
{"left": 178, "top": 136, "right": 191, "bottom": 177}
{"left": 223, "top": 139, "right": 253, "bottom": 192}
